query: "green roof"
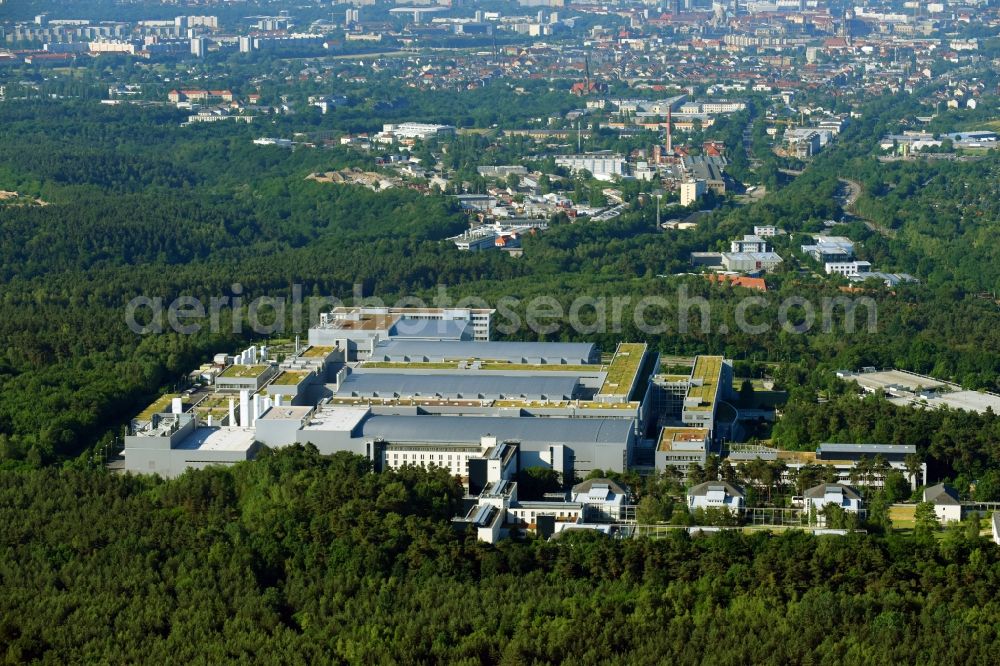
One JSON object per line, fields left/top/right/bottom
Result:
{"left": 301, "top": 346, "right": 335, "bottom": 358}
{"left": 599, "top": 343, "right": 647, "bottom": 397}
{"left": 479, "top": 362, "right": 604, "bottom": 372}
{"left": 271, "top": 370, "right": 310, "bottom": 385}
{"left": 218, "top": 364, "right": 269, "bottom": 379}
{"left": 136, "top": 393, "right": 182, "bottom": 422}
{"left": 688, "top": 356, "right": 723, "bottom": 408}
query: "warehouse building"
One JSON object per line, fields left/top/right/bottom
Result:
{"left": 122, "top": 412, "right": 259, "bottom": 479}
{"left": 308, "top": 305, "right": 495, "bottom": 351}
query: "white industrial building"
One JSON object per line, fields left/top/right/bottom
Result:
{"left": 730, "top": 234, "right": 770, "bottom": 254}
{"left": 123, "top": 411, "right": 259, "bottom": 479}
{"left": 837, "top": 368, "right": 1000, "bottom": 416}
{"left": 554, "top": 154, "right": 626, "bottom": 181}
{"left": 825, "top": 260, "right": 871, "bottom": 276}
{"left": 753, "top": 225, "right": 780, "bottom": 237}
{"left": 308, "top": 305, "right": 496, "bottom": 350}
{"left": 802, "top": 235, "right": 855, "bottom": 262}
{"left": 379, "top": 122, "right": 456, "bottom": 141}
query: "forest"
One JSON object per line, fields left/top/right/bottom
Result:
{"left": 0, "top": 91, "right": 998, "bottom": 472}
{"left": 0, "top": 23, "right": 999, "bottom": 665}
{"left": 3, "top": 446, "right": 1000, "bottom": 664}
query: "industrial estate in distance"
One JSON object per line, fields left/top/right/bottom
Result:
{"left": 114, "top": 304, "right": 962, "bottom": 542}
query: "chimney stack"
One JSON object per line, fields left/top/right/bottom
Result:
{"left": 239, "top": 390, "right": 250, "bottom": 427}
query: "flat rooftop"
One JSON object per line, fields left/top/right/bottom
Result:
{"left": 844, "top": 369, "right": 949, "bottom": 393}
{"left": 599, "top": 343, "right": 647, "bottom": 397}
{"left": 301, "top": 346, "right": 336, "bottom": 358}
{"left": 335, "top": 372, "right": 579, "bottom": 400}
{"left": 656, "top": 374, "right": 691, "bottom": 383}
{"left": 818, "top": 443, "right": 917, "bottom": 455}
{"left": 271, "top": 370, "right": 310, "bottom": 385}
{"left": 361, "top": 414, "right": 635, "bottom": 445}
{"left": 658, "top": 426, "right": 709, "bottom": 452}
{"left": 301, "top": 406, "right": 371, "bottom": 432}
{"left": 331, "top": 306, "right": 494, "bottom": 314}
{"left": 258, "top": 406, "right": 313, "bottom": 421}
{"left": 370, "top": 339, "right": 598, "bottom": 364}
{"left": 218, "top": 364, "right": 270, "bottom": 379}
{"left": 889, "top": 391, "right": 1000, "bottom": 414}
{"left": 360, "top": 361, "right": 604, "bottom": 373}
{"left": 137, "top": 393, "right": 182, "bottom": 422}
{"left": 321, "top": 314, "right": 399, "bottom": 332}
{"left": 688, "top": 356, "right": 723, "bottom": 408}
{"left": 174, "top": 427, "right": 257, "bottom": 452}
{"left": 843, "top": 369, "right": 1000, "bottom": 415}
{"left": 390, "top": 318, "right": 470, "bottom": 339}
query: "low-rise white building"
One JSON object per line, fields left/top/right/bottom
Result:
{"left": 803, "top": 483, "right": 863, "bottom": 525}
{"left": 688, "top": 481, "right": 745, "bottom": 513}
{"left": 570, "top": 478, "right": 630, "bottom": 522}
{"left": 924, "top": 483, "right": 962, "bottom": 523}
{"left": 380, "top": 122, "right": 456, "bottom": 141}
{"left": 825, "top": 260, "right": 872, "bottom": 276}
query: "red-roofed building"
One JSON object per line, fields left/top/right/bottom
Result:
{"left": 703, "top": 141, "right": 725, "bottom": 157}
{"left": 168, "top": 89, "right": 234, "bottom": 103}
{"left": 706, "top": 274, "right": 767, "bottom": 291}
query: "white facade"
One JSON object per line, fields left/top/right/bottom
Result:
{"left": 381, "top": 123, "right": 456, "bottom": 140}
{"left": 382, "top": 442, "right": 482, "bottom": 479}
{"left": 803, "top": 484, "right": 863, "bottom": 525}
{"left": 701, "top": 100, "right": 747, "bottom": 114}
{"left": 825, "top": 261, "right": 872, "bottom": 276}
{"left": 570, "top": 479, "right": 629, "bottom": 522}
{"left": 688, "top": 482, "right": 744, "bottom": 512}
{"left": 730, "top": 234, "right": 769, "bottom": 253}
{"left": 554, "top": 155, "right": 626, "bottom": 181}
{"left": 123, "top": 413, "right": 259, "bottom": 478}
{"left": 316, "top": 305, "right": 495, "bottom": 343}
{"left": 924, "top": 484, "right": 962, "bottom": 523}
{"left": 935, "top": 503, "right": 962, "bottom": 524}
{"left": 802, "top": 236, "right": 855, "bottom": 262}
{"left": 680, "top": 179, "right": 706, "bottom": 206}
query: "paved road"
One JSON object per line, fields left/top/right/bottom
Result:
{"left": 838, "top": 177, "right": 862, "bottom": 208}
{"left": 837, "top": 177, "right": 895, "bottom": 238}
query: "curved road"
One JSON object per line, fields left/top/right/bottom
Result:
{"left": 837, "top": 177, "right": 895, "bottom": 239}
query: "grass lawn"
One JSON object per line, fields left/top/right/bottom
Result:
{"left": 889, "top": 504, "right": 916, "bottom": 529}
